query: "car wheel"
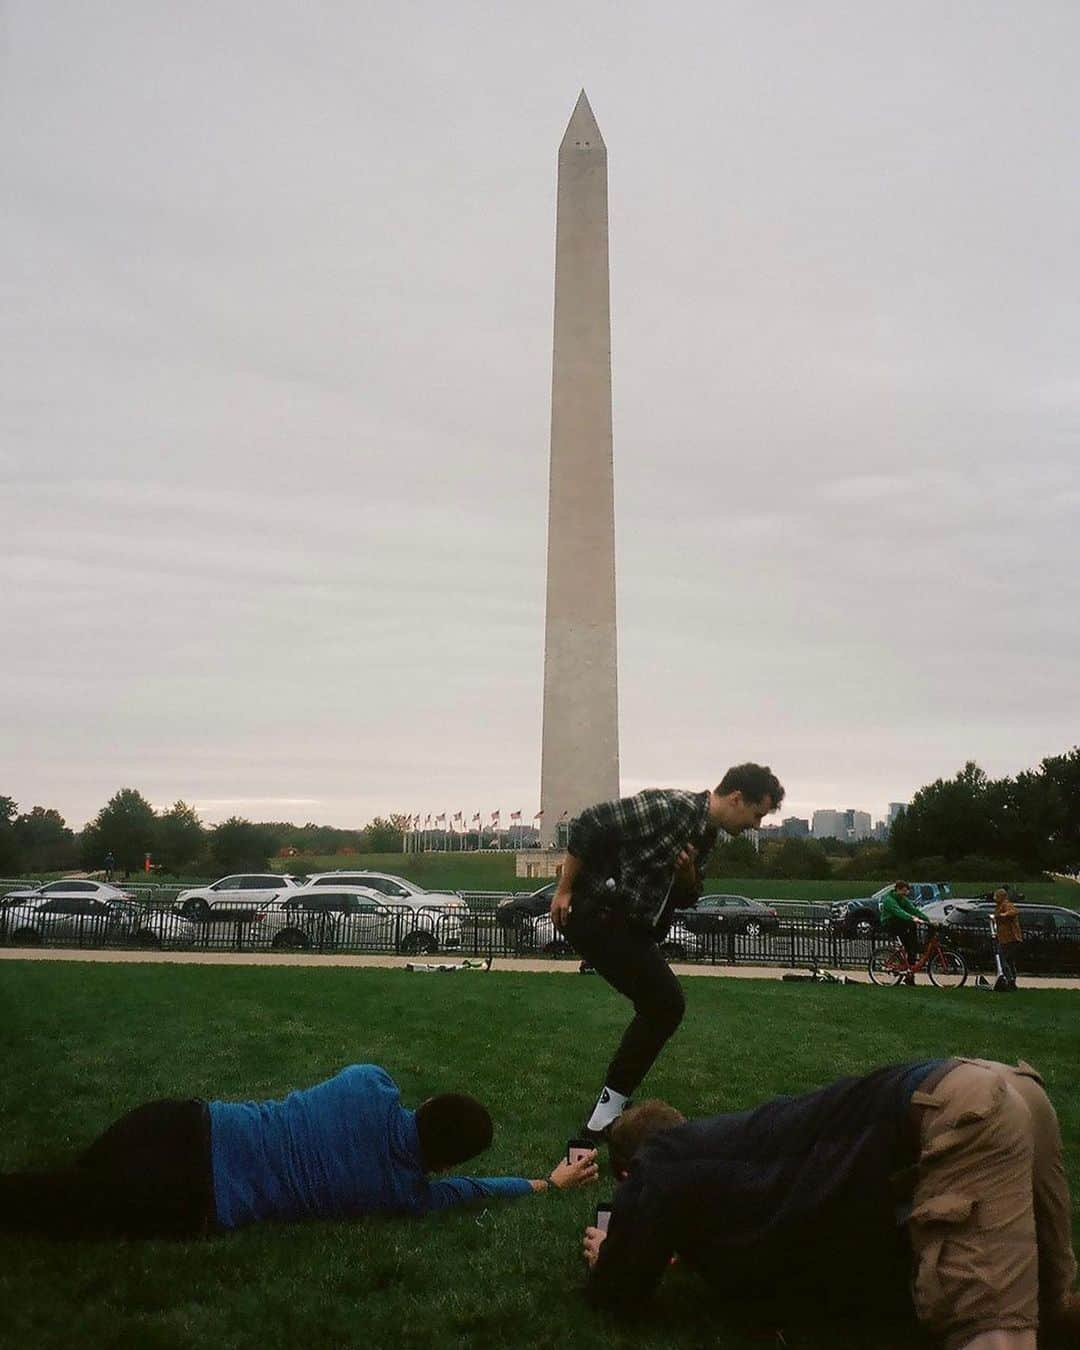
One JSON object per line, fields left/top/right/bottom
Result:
{"left": 854, "top": 918, "right": 876, "bottom": 939}
{"left": 399, "top": 931, "right": 437, "bottom": 956}
{"left": 272, "top": 929, "right": 310, "bottom": 952}
{"left": 181, "top": 897, "right": 211, "bottom": 922}
{"left": 135, "top": 929, "right": 161, "bottom": 948}
{"left": 12, "top": 927, "right": 41, "bottom": 945}
{"left": 541, "top": 939, "right": 568, "bottom": 956}
{"left": 743, "top": 920, "right": 763, "bottom": 939}
{"left": 660, "top": 942, "right": 687, "bottom": 960}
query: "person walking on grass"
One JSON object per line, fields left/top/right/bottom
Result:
{"left": 550, "top": 763, "right": 784, "bottom": 1141}
{"left": 0, "top": 1063, "right": 597, "bottom": 1241}
{"left": 993, "top": 887, "right": 1024, "bottom": 992}
{"left": 581, "top": 1058, "right": 1079, "bottom": 1350}
{"left": 880, "top": 880, "right": 926, "bottom": 983}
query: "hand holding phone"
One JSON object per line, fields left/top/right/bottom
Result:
{"left": 595, "top": 1203, "right": 612, "bottom": 1233}
{"left": 567, "top": 1138, "right": 593, "bottom": 1166}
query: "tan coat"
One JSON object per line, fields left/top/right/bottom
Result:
{"left": 994, "top": 897, "right": 1023, "bottom": 946}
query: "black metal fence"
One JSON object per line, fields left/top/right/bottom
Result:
{"left": 2, "top": 894, "right": 1079, "bottom": 976}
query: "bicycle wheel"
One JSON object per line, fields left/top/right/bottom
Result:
{"left": 868, "top": 944, "right": 905, "bottom": 986}
{"left": 927, "top": 949, "right": 967, "bottom": 989}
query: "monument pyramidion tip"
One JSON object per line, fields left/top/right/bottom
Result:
{"left": 561, "top": 88, "right": 604, "bottom": 150}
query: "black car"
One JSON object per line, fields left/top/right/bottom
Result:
{"left": 941, "top": 903, "right": 1080, "bottom": 975}
{"left": 675, "top": 894, "right": 779, "bottom": 938}
{"left": 494, "top": 882, "right": 557, "bottom": 929}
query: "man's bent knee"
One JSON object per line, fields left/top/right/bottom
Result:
{"left": 639, "top": 984, "right": 685, "bottom": 1036}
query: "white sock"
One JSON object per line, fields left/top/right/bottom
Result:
{"left": 587, "top": 1086, "right": 629, "bottom": 1132}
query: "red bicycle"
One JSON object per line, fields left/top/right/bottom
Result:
{"left": 868, "top": 928, "right": 968, "bottom": 989}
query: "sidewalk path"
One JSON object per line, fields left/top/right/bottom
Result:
{"left": 2, "top": 946, "right": 1078, "bottom": 989}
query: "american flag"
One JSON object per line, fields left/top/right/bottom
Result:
{"left": 424, "top": 814, "right": 432, "bottom": 827}
{"left": 435, "top": 813, "right": 446, "bottom": 825}
{"left": 491, "top": 810, "right": 500, "bottom": 826}
{"left": 534, "top": 809, "right": 544, "bottom": 820}
{"left": 453, "top": 811, "right": 463, "bottom": 823}
{"left": 510, "top": 810, "right": 522, "bottom": 822}
{"left": 472, "top": 811, "right": 481, "bottom": 824}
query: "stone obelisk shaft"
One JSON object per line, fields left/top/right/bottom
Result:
{"left": 540, "top": 91, "right": 619, "bottom": 846}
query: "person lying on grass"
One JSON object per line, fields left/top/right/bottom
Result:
{"left": 581, "top": 1058, "right": 1079, "bottom": 1350}
{"left": 0, "top": 1062, "right": 598, "bottom": 1240}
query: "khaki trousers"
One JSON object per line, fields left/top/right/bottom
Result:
{"left": 907, "top": 1060, "right": 1077, "bottom": 1350}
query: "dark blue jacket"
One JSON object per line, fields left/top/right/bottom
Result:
{"left": 590, "top": 1061, "right": 943, "bottom": 1313}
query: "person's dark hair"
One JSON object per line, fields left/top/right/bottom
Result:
{"left": 716, "top": 763, "right": 785, "bottom": 810}
{"left": 609, "top": 1099, "right": 686, "bottom": 1177}
{"left": 415, "top": 1093, "right": 493, "bottom": 1171}
{"left": 895, "top": 879, "right": 911, "bottom": 892}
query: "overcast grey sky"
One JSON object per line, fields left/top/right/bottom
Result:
{"left": 3, "top": 1, "right": 1077, "bottom": 832}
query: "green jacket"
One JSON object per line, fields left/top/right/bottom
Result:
{"left": 879, "top": 888, "right": 923, "bottom": 923}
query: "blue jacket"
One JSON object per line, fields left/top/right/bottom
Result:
{"left": 209, "top": 1064, "right": 530, "bottom": 1230}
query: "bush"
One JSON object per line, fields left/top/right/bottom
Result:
{"left": 703, "top": 836, "right": 760, "bottom": 877}
{"left": 762, "top": 838, "right": 831, "bottom": 880}
{"left": 836, "top": 845, "right": 896, "bottom": 882}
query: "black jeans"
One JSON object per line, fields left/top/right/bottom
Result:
{"left": 998, "top": 941, "right": 1020, "bottom": 985}
{"left": 0, "top": 1098, "right": 216, "bottom": 1240}
{"left": 564, "top": 903, "right": 686, "bottom": 1097}
{"left": 885, "top": 916, "right": 919, "bottom": 964}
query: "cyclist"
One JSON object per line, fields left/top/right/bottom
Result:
{"left": 880, "top": 880, "right": 926, "bottom": 984}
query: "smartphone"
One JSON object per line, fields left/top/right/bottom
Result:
{"left": 567, "top": 1138, "right": 593, "bottom": 1166}
{"left": 595, "top": 1203, "right": 612, "bottom": 1233}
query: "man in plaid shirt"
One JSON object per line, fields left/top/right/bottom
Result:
{"left": 550, "top": 763, "right": 784, "bottom": 1139}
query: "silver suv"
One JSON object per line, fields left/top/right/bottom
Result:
{"left": 175, "top": 874, "right": 304, "bottom": 921}
{"left": 259, "top": 887, "right": 448, "bottom": 955}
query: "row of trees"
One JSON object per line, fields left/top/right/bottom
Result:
{"left": 4, "top": 745, "right": 1076, "bottom": 881}
{"left": 891, "top": 749, "right": 1079, "bottom": 876}
{"left": 702, "top": 746, "right": 1078, "bottom": 883}
{"left": 0, "top": 790, "right": 407, "bottom": 878}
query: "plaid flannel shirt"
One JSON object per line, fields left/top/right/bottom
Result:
{"left": 567, "top": 788, "right": 717, "bottom": 930}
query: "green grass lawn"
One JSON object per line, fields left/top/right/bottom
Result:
{"left": 1, "top": 961, "right": 1077, "bottom": 1350}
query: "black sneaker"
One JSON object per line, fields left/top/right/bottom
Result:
{"left": 578, "top": 1122, "right": 612, "bottom": 1146}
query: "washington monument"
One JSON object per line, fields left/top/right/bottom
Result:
{"left": 539, "top": 91, "right": 619, "bottom": 846}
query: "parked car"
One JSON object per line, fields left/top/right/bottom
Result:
{"left": 304, "top": 872, "right": 468, "bottom": 921}
{"left": 0, "top": 892, "right": 50, "bottom": 939}
{"left": 524, "top": 914, "right": 702, "bottom": 961}
{"left": 829, "top": 882, "right": 952, "bottom": 939}
{"left": 1, "top": 879, "right": 134, "bottom": 906}
{"left": 258, "top": 887, "right": 451, "bottom": 955}
{"left": 675, "top": 895, "right": 779, "bottom": 938}
{"left": 939, "top": 903, "right": 1080, "bottom": 975}
{"left": 174, "top": 874, "right": 305, "bottom": 921}
{"left": 3, "top": 896, "right": 195, "bottom": 948}
{"left": 495, "top": 882, "right": 557, "bottom": 930}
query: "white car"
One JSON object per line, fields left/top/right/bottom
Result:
{"left": 175, "top": 873, "right": 305, "bottom": 921}
{"left": 258, "top": 886, "right": 450, "bottom": 955}
{"left": 305, "top": 871, "right": 468, "bottom": 920}
{"left": 525, "top": 914, "right": 702, "bottom": 960}
{"left": 3, "top": 895, "right": 196, "bottom": 949}
{"left": 2, "top": 879, "right": 134, "bottom": 905}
